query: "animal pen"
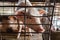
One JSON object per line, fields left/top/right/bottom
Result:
{"left": 0, "top": 0, "right": 55, "bottom": 40}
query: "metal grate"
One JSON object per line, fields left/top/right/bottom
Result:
{"left": 0, "top": 0, "right": 55, "bottom": 40}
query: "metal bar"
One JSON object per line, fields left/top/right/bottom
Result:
{"left": 24, "top": 0, "right": 26, "bottom": 40}
{"left": 0, "top": 23, "right": 52, "bottom": 25}
{"left": 50, "top": 0, "right": 56, "bottom": 40}
{"left": 0, "top": 32, "right": 50, "bottom": 34}
{"left": 0, "top": 15, "right": 52, "bottom": 17}
{"left": 0, "top": 6, "right": 54, "bottom": 7}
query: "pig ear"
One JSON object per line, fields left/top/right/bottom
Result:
{"left": 38, "top": 9, "right": 48, "bottom": 14}
{"left": 39, "top": 10, "right": 46, "bottom": 14}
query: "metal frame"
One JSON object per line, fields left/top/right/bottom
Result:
{"left": 0, "top": 0, "right": 55, "bottom": 40}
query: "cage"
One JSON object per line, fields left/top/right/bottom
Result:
{"left": 0, "top": 0, "right": 55, "bottom": 40}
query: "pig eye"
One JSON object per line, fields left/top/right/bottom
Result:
{"left": 21, "top": 11, "right": 26, "bottom": 15}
